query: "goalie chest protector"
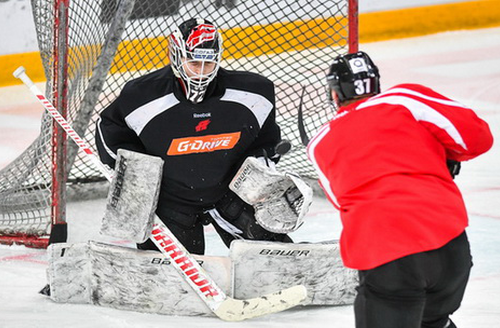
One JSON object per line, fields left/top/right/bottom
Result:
{"left": 97, "top": 66, "right": 280, "bottom": 214}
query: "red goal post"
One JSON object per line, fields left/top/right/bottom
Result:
{"left": 0, "top": 0, "right": 358, "bottom": 247}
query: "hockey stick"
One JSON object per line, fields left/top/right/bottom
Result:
{"left": 14, "top": 66, "right": 307, "bottom": 321}
{"left": 297, "top": 86, "right": 310, "bottom": 146}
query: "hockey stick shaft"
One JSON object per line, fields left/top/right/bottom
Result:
{"left": 14, "top": 66, "right": 306, "bottom": 321}
{"left": 13, "top": 67, "right": 111, "bottom": 178}
{"left": 297, "top": 86, "right": 310, "bottom": 146}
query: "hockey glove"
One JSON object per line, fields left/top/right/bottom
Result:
{"left": 447, "top": 159, "right": 461, "bottom": 179}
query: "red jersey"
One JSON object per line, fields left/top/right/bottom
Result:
{"left": 307, "top": 83, "right": 493, "bottom": 270}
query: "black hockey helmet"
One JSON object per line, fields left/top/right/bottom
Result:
{"left": 326, "top": 51, "right": 380, "bottom": 108}
{"left": 169, "top": 18, "right": 223, "bottom": 103}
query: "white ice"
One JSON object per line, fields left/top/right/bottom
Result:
{"left": 0, "top": 27, "right": 499, "bottom": 327}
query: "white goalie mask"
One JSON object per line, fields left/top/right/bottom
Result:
{"left": 169, "top": 18, "right": 223, "bottom": 103}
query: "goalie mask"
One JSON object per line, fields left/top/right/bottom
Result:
{"left": 326, "top": 51, "right": 380, "bottom": 110}
{"left": 169, "top": 18, "right": 223, "bottom": 103}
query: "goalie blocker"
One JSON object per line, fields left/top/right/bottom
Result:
{"left": 101, "top": 149, "right": 163, "bottom": 243}
{"left": 229, "top": 156, "right": 313, "bottom": 234}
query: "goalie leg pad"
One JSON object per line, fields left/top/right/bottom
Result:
{"left": 48, "top": 241, "right": 231, "bottom": 316}
{"left": 101, "top": 149, "right": 163, "bottom": 243}
{"left": 230, "top": 239, "right": 358, "bottom": 305}
{"left": 47, "top": 243, "right": 92, "bottom": 304}
{"left": 50, "top": 240, "right": 344, "bottom": 316}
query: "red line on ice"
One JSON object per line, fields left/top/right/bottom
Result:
{"left": 0, "top": 253, "right": 47, "bottom": 265}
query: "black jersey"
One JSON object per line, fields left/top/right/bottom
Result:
{"left": 95, "top": 66, "right": 280, "bottom": 215}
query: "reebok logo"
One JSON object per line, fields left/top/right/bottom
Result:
{"left": 193, "top": 112, "right": 211, "bottom": 118}
{"left": 195, "top": 119, "right": 211, "bottom": 132}
{"left": 167, "top": 132, "right": 241, "bottom": 155}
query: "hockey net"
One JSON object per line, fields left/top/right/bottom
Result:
{"left": 0, "top": 0, "right": 358, "bottom": 247}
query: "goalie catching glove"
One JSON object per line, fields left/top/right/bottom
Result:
{"left": 229, "top": 156, "right": 313, "bottom": 234}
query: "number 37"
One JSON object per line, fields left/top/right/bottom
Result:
{"left": 354, "top": 79, "right": 371, "bottom": 95}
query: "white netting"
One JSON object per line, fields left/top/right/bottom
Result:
{"left": 0, "top": 0, "right": 354, "bottom": 242}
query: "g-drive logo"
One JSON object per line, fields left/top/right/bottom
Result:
{"left": 167, "top": 132, "right": 241, "bottom": 155}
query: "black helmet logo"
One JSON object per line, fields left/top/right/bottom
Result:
{"left": 348, "top": 58, "right": 369, "bottom": 74}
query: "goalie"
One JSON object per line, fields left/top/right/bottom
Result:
{"left": 95, "top": 17, "right": 311, "bottom": 254}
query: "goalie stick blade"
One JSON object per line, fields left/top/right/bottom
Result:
{"left": 214, "top": 285, "right": 307, "bottom": 322}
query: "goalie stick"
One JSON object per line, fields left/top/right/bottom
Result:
{"left": 14, "top": 66, "right": 307, "bottom": 321}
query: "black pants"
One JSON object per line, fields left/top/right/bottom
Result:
{"left": 355, "top": 232, "right": 472, "bottom": 328}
